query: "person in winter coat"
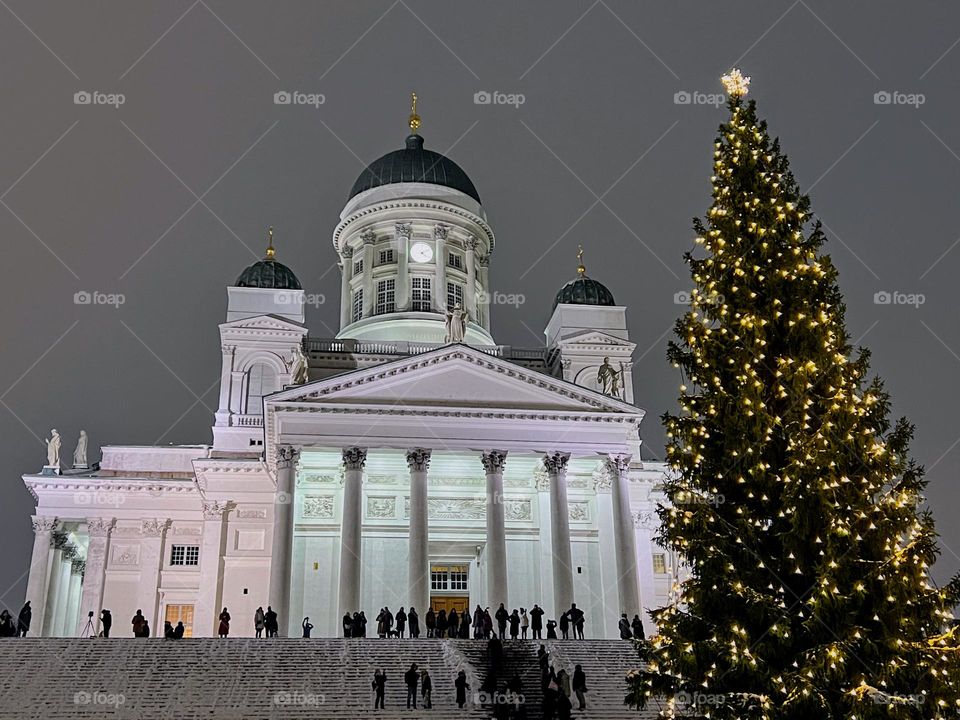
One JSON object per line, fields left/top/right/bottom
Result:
{"left": 559, "top": 610, "right": 570, "bottom": 639}
{"left": 100, "top": 609, "right": 112, "bottom": 638}
{"left": 264, "top": 606, "right": 279, "bottom": 637}
{"left": 530, "top": 604, "right": 544, "bottom": 639}
{"left": 357, "top": 611, "right": 367, "bottom": 637}
{"left": 619, "top": 613, "right": 632, "bottom": 639}
{"left": 372, "top": 669, "right": 386, "bottom": 709}
{"left": 482, "top": 609, "right": 493, "bottom": 639}
{"left": 455, "top": 670, "right": 470, "bottom": 708}
{"left": 557, "top": 669, "right": 573, "bottom": 720}
{"left": 131, "top": 609, "right": 145, "bottom": 637}
{"left": 408, "top": 607, "right": 420, "bottom": 638}
{"left": 174, "top": 621, "right": 185, "bottom": 639}
{"left": 301, "top": 617, "right": 313, "bottom": 638}
{"left": 254, "top": 607, "right": 265, "bottom": 638}
{"left": 435, "top": 609, "right": 447, "bottom": 639}
{"left": 459, "top": 611, "right": 470, "bottom": 638}
{"left": 495, "top": 603, "right": 509, "bottom": 639}
{"left": 472, "top": 605, "right": 484, "bottom": 638}
{"left": 396, "top": 607, "right": 407, "bottom": 638}
{"left": 572, "top": 664, "right": 588, "bottom": 710}
{"left": 342, "top": 612, "right": 353, "bottom": 638}
{"left": 163, "top": 621, "right": 176, "bottom": 639}
{"left": 546, "top": 618, "right": 558, "bottom": 639}
{"left": 420, "top": 668, "right": 432, "bottom": 708}
{"left": 520, "top": 608, "right": 529, "bottom": 639}
{"left": 509, "top": 609, "right": 520, "bottom": 639}
{"left": 631, "top": 614, "right": 645, "bottom": 640}
{"left": 425, "top": 607, "right": 436, "bottom": 638}
{"left": 447, "top": 608, "right": 459, "bottom": 638}
{"left": 218, "top": 608, "right": 231, "bottom": 638}
{"left": 17, "top": 602, "right": 31, "bottom": 637}
{"left": 404, "top": 663, "right": 419, "bottom": 709}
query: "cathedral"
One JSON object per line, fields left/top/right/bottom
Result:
{"left": 22, "top": 101, "right": 676, "bottom": 639}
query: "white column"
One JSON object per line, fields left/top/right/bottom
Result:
{"left": 477, "top": 253, "right": 490, "bottom": 328}
{"left": 396, "top": 223, "right": 411, "bottom": 311}
{"left": 361, "top": 229, "right": 375, "bottom": 318}
{"left": 482, "top": 450, "right": 509, "bottom": 608}
{"left": 77, "top": 518, "right": 113, "bottom": 637}
{"left": 215, "top": 345, "right": 235, "bottom": 426}
{"left": 42, "top": 531, "right": 67, "bottom": 635}
{"left": 25, "top": 516, "right": 58, "bottom": 636}
{"left": 434, "top": 224, "right": 448, "bottom": 312}
{"left": 465, "top": 235, "right": 478, "bottom": 322}
{"left": 338, "top": 447, "right": 366, "bottom": 617}
{"left": 137, "top": 519, "right": 169, "bottom": 634}
{"left": 406, "top": 448, "right": 431, "bottom": 614}
{"left": 544, "top": 452, "right": 574, "bottom": 616}
{"left": 339, "top": 247, "right": 354, "bottom": 329}
{"left": 52, "top": 545, "right": 75, "bottom": 636}
{"left": 269, "top": 446, "right": 298, "bottom": 636}
{"left": 606, "top": 455, "right": 640, "bottom": 618}
{"left": 195, "top": 501, "right": 229, "bottom": 637}
{"left": 65, "top": 560, "right": 84, "bottom": 636}
{"left": 594, "top": 477, "right": 619, "bottom": 638}
{"left": 535, "top": 473, "right": 555, "bottom": 615}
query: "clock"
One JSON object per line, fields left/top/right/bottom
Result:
{"left": 409, "top": 241, "right": 433, "bottom": 263}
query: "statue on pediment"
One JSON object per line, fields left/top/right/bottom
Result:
{"left": 444, "top": 303, "right": 467, "bottom": 344}
{"left": 289, "top": 345, "right": 309, "bottom": 385}
{"left": 73, "top": 430, "right": 89, "bottom": 468}
{"left": 46, "top": 429, "right": 61, "bottom": 468}
{"left": 597, "top": 357, "right": 623, "bottom": 397}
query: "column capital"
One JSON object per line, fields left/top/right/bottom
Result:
{"left": 31, "top": 515, "right": 59, "bottom": 536}
{"left": 395, "top": 222, "right": 412, "bottom": 240}
{"left": 61, "top": 544, "right": 78, "bottom": 562}
{"left": 481, "top": 450, "right": 507, "bottom": 475}
{"left": 221, "top": 344, "right": 236, "bottom": 356}
{"left": 542, "top": 452, "right": 570, "bottom": 477}
{"left": 140, "top": 518, "right": 170, "bottom": 537}
{"left": 276, "top": 445, "right": 300, "bottom": 468}
{"left": 360, "top": 227, "right": 376, "bottom": 245}
{"left": 464, "top": 234, "right": 480, "bottom": 252}
{"left": 341, "top": 246, "right": 354, "bottom": 259}
{"left": 342, "top": 447, "right": 368, "bottom": 471}
{"left": 86, "top": 517, "right": 115, "bottom": 538}
{"left": 604, "top": 454, "right": 632, "bottom": 476}
{"left": 51, "top": 530, "right": 69, "bottom": 549}
{"left": 202, "top": 501, "right": 229, "bottom": 520}
{"left": 72, "top": 559, "right": 86, "bottom": 575}
{"left": 406, "top": 448, "right": 432, "bottom": 472}
{"left": 433, "top": 223, "right": 449, "bottom": 240}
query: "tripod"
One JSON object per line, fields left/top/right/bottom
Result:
{"left": 80, "top": 612, "right": 97, "bottom": 638}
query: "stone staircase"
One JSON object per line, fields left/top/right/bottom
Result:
{"left": 0, "top": 638, "right": 661, "bottom": 719}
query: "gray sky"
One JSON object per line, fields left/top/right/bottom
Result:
{"left": 3, "top": 0, "right": 960, "bottom": 605}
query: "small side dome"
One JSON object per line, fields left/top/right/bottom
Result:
{"left": 553, "top": 245, "right": 616, "bottom": 309}
{"left": 235, "top": 228, "right": 302, "bottom": 290}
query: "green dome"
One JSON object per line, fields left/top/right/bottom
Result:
{"left": 235, "top": 228, "right": 302, "bottom": 290}
{"left": 554, "top": 275, "right": 616, "bottom": 309}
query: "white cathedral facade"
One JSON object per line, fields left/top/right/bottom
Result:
{"left": 22, "top": 110, "right": 677, "bottom": 639}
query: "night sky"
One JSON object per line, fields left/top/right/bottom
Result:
{"left": 2, "top": 1, "right": 959, "bottom": 606}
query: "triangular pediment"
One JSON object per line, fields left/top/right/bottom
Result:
{"left": 266, "top": 344, "right": 641, "bottom": 416}
{"left": 220, "top": 315, "right": 306, "bottom": 333}
{"left": 557, "top": 330, "right": 636, "bottom": 352}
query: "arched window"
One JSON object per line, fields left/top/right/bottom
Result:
{"left": 246, "top": 363, "right": 278, "bottom": 415}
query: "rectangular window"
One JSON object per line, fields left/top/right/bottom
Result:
{"left": 353, "top": 259, "right": 364, "bottom": 275}
{"left": 431, "top": 570, "right": 447, "bottom": 591}
{"left": 165, "top": 604, "right": 194, "bottom": 638}
{"left": 411, "top": 277, "right": 432, "bottom": 312}
{"left": 375, "top": 279, "right": 396, "bottom": 315}
{"left": 450, "top": 569, "right": 468, "bottom": 590}
{"left": 446, "top": 282, "right": 464, "bottom": 311}
{"left": 378, "top": 248, "right": 395, "bottom": 265}
{"left": 352, "top": 289, "right": 363, "bottom": 322}
{"left": 652, "top": 553, "right": 667, "bottom": 574}
{"left": 448, "top": 252, "right": 463, "bottom": 270}
{"left": 170, "top": 545, "right": 199, "bottom": 567}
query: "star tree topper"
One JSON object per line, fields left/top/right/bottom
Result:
{"left": 721, "top": 68, "right": 751, "bottom": 97}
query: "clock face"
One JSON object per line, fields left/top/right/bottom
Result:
{"left": 410, "top": 241, "right": 433, "bottom": 263}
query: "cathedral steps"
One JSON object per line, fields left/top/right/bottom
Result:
{"left": 0, "top": 638, "right": 657, "bottom": 719}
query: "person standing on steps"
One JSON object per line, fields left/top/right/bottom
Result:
{"left": 455, "top": 670, "right": 470, "bottom": 709}
{"left": 17, "top": 602, "right": 31, "bottom": 637}
{"left": 174, "top": 621, "right": 185, "bottom": 639}
{"left": 509, "top": 609, "right": 520, "bottom": 639}
{"left": 342, "top": 611, "right": 353, "bottom": 638}
{"left": 408, "top": 606, "right": 419, "bottom": 638}
{"left": 459, "top": 611, "right": 470, "bottom": 638}
{"left": 254, "top": 607, "right": 265, "bottom": 638}
{"left": 358, "top": 610, "right": 367, "bottom": 637}
{"left": 264, "top": 606, "right": 279, "bottom": 637}
{"left": 372, "top": 669, "right": 386, "bottom": 710}
{"left": 448, "top": 607, "right": 459, "bottom": 639}
{"left": 425, "top": 607, "right": 436, "bottom": 638}
{"left": 507, "top": 671, "right": 524, "bottom": 715}
{"left": 520, "top": 607, "right": 529, "bottom": 639}
{"left": 495, "top": 603, "right": 509, "bottom": 639}
{"left": 557, "top": 668, "right": 573, "bottom": 720}
{"left": 573, "top": 664, "right": 587, "bottom": 710}
{"left": 435, "top": 608, "right": 446, "bottom": 639}
{"left": 570, "top": 603, "right": 585, "bottom": 639}
{"left": 472, "top": 605, "right": 483, "bottom": 639}
{"left": 131, "top": 609, "right": 145, "bottom": 637}
{"left": 301, "top": 617, "right": 313, "bottom": 638}
{"left": 631, "top": 614, "right": 645, "bottom": 640}
{"left": 559, "top": 610, "right": 569, "bottom": 639}
{"left": 218, "top": 607, "right": 231, "bottom": 638}
{"left": 482, "top": 608, "right": 493, "bottom": 639}
{"left": 396, "top": 606, "right": 406, "bottom": 638}
{"left": 100, "top": 609, "right": 112, "bottom": 638}
{"left": 404, "top": 663, "right": 419, "bottom": 709}
{"left": 618, "top": 613, "right": 632, "bottom": 639}
{"left": 530, "top": 604, "right": 544, "bottom": 640}
{"left": 546, "top": 618, "right": 558, "bottom": 639}
{"left": 163, "top": 621, "right": 175, "bottom": 639}
{"left": 420, "top": 668, "right": 432, "bottom": 709}
{"left": 351, "top": 612, "right": 361, "bottom": 637}
{"left": 141, "top": 620, "right": 151, "bottom": 637}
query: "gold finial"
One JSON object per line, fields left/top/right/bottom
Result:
{"left": 577, "top": 244, "right": 586, "bottom": 276}
{"left": 720, "top": 68, "right": 750, "bottom": 98}
{"left": 408, "top": 91, "right": 421, "bottom": 134}
{"left": 265, "top": 226, "right": 276, "bottom": 260}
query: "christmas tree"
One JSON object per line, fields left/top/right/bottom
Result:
{"left": 628, "top": 70, "right": 960, "bottom": 719}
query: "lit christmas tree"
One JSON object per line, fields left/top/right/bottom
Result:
{"left": 628, "top": 70, "right": 960, "bottom": 719}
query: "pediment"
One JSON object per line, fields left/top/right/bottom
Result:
{"left": 266, "top": 344, "right": 641, "bottom": 416}
{"left": 220, "top": 315, "right": 307, "bottom": 336}
{"left": 557, "top": 330, "right": 636, "bottom": 352}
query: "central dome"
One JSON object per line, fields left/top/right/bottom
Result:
{"left": 348, "top": 134, "right": 481, "bottom": 204}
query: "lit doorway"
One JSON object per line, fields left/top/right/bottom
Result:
{"left": 429, "top": 564, "right": 469, "bottom": 614}
{"left": 164, "top": 604, "right": 194, "bottom": 637}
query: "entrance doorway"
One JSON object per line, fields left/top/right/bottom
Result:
{"left": 164, "top": 604, "right": 194, "bottom": 638}
{"left": 429, "top": 563, "right": 469, "bottom": 613}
